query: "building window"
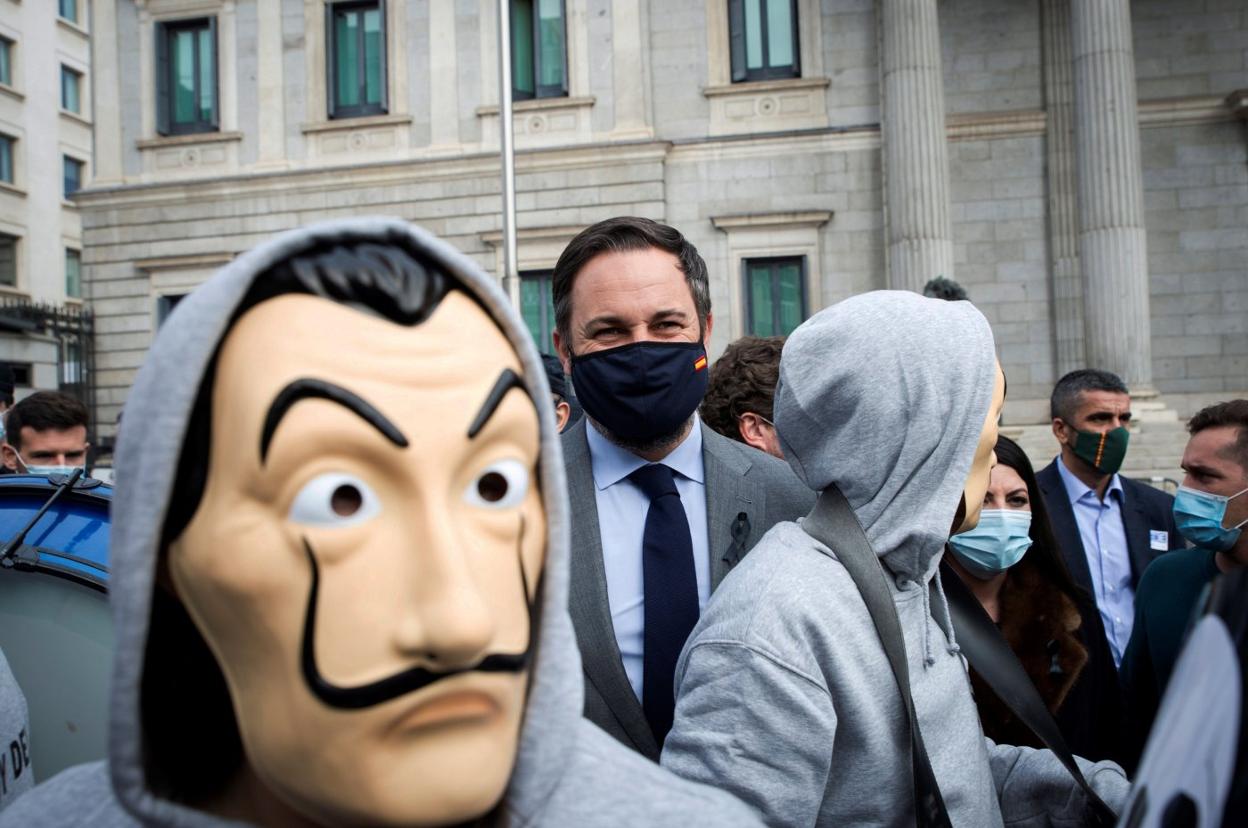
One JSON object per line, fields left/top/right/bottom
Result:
{"left": 520, "top": 271, "right": 556, "bottom": 353}
{"left": 61, "top": 66, "right": 82, "bottom": 114}
{"left": 0, "top": 134, "right": 13, "bottom": 184}
{"left": 156, "top": 18, "right": 218, "bottom": 136}
{"left": 744, "top": 256, "right": 805, "bottom": 336}
{"left": 156, "top": 293, "right": 187, "bottom": 326}
{"left": 0, "top": 234, "right": 16, "bottom": 288}
{"left": 66, "top": 249, "right": 82, "bottom": 299}
{"left": 729, "top": 0, "right": 799, "bottom": 82}
{"left": 0, "top": 37, "right": 12, "bottom": 87}
{"left": 511, "top": 0, "right": 566, "bottom": 100}
{"left": 63, "top": 156, "right": 84, "bottom": 197}
{"left": 59, "top": 0, "right": 79, "bottom": 25}
{"left": 327, "top": 2, "right": 387, "bottom": 119}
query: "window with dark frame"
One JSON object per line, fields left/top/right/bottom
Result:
{"left": 66, "top": 248, "right": 82, "bottom": 299}
{"left": 63, "top": 155, "right": 84, "bottom": 197}
{"left": 511, "top": 0, "right": 567, "bottom": 100}
{"left": 520, "top": 270, "right": 557, "bottom": 354}
{"left": 156, "top": 17, "right": 218, "bottom": 136}
{"left": 0, "top": 134, "right": 13, "bottom": 185}
{"left": 0, "top": 233, "right": 16, "bottom": 288}
{"left": 728, "top": 0, "right": 799, "bottom": 83}
{"left": 59, "top": 0, "right": 79, "bottom": 25}
{"left": 157, "top": 293, "right": 188, "bottom": 327}
{"left": 327, "top": 1, "right": 387, "bottom": 119}
{"left": 744, "top": 256, "right": 806, "bottom": 337}
{"left": 61, "top": 65, "right": 82, "bottom": 113}
{"left": 0, "top": 37, "right": 12, "bottom": 87}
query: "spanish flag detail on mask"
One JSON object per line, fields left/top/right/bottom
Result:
{"left": 694, "top": 355, "right": 708, "bottom": 372}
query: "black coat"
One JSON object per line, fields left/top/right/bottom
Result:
{"left": 1035, "top": 460, "right": 1183, "bottom": 766}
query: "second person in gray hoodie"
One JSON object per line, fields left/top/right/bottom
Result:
{"left": 661, "top": 291, "right": 1130, "bottom": 827}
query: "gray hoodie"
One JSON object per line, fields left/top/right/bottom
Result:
{"left": 0, "top": 218, "right": 759, "bottom": 828}
{"left": 0, "top": 648, "right": 33, "bottom": 811}
{"left": 662, "top": 291, "right": 1130, "bottom": 827}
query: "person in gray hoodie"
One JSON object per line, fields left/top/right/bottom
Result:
{"left": 0, "top": 218, "right": 759, "bottom": 828}
{"left": 662, "top": 290, "right": 1130, "bottom": 827}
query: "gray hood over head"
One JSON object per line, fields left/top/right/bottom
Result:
{"left": 0, "top": 218, "right": 759, "bottom": 827}
{"left": 774, "top": 290, "right": 997, "bottom": 585}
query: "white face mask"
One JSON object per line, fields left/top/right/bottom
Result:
{"left": 16, "top": 452, "right": 82, "bottom": 477}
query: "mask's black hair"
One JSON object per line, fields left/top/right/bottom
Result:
{"left": 142, "top": 237, "right": 483, "bottom": 803}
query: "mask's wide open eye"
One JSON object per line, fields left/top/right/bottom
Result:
{"left": 463, "top": 459, "right": 530, "bottom": 509}
{"left": 289, "top": 473, "right": 381, "bottom": 528}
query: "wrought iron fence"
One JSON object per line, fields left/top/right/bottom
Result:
{"left": 0, "top": 298, "right": 96, "bottom": 436}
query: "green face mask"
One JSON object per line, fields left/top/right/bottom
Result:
{"left": 1068, "top": 425, "right": 1130, "bottom": 475}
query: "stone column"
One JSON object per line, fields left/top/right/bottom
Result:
{"left": 880, "top": 0, "right": 954, "bottom": 292}
{"left": 1042, "top": 0, "right": 1085, "bottom": 376}
{"left": 1071, "top": 0, "right": 1154, "bottom": 392}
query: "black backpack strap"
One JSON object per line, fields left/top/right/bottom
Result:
{"left": 802, "top": 487, "right": 952, "bottom": 828}
{"left": 940, "top": 558, "right": 1117, "bottom": 827}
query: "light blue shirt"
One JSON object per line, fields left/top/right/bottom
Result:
{"left": 1056, "top": 455, "right": 1134, "bottom": 667}
{"left": 586, "top": 419, "right": 710, "bottom": 702}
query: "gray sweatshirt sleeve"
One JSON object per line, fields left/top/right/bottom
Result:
{"left": 985, "top": 739, "right": 1131, "bottom": 826}
{"left": 661, "top": 641, "right": 835, "bottom": 828}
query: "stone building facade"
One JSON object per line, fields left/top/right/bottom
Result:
{"left": 0, "top": 0, "right": 94, "bottom": 395}
{"left": 78, "top": 0, "right": 1247, "bottom": 439}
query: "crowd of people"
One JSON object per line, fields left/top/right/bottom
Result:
{"left": 0, "top": 215, "right": 1244, "bottom": 826}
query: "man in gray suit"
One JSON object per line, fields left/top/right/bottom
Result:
{"left": 552, "top": 217, "right": 815, "bottom": 761}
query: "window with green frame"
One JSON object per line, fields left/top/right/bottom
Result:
{"left": 0, "top": 134, "right": 14, "bottom": 185}
{"left": 61, "top": 65, "right": 82, "bottom": 113}
{"left": 59, "top": 0, "right": 79, "bottom": 25}
{"left": 511, "top": 0, "right": 567, "bottom": 100}
{"left": 0, "top": 37, "right": 12, "bottom": 87}
{"left": 520, "top": 271, "right": 557, "bottom": 354}
{"left": 0, "top": 233, "right": 16, "bottom": 288}
{"left": 156, "top": 18, "right": 218, "bottom": 135}
{"left": 328, "top": 1, "right": 387, "bottom": 119}
{"left": 66, "top": 248, "right": 82, "bottom": 299}
{"left": 63, "top": 155, "right": 84, "bottom": 197}
{"left": 728, "top": 0, "right": 799, "bottom": 82}
{"left": 744, "top": 256, "right": 805, "bottom": 337}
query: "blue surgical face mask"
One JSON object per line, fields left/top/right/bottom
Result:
{"left": 948, "top": 509, "right": 1034, "bottom": 580}
{"left": 1173, "top": 485, "right": 1248, "bottom": 552}
{"left": 16, "top": 453, "right": 80, "bottom": 477}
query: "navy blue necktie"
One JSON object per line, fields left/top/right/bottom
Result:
{"left": 628, "top": 463, "right": 699, "bottom": 746}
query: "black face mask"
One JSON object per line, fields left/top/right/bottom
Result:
{"left": 570, "top": 340, "right": 710, "bottom": 448}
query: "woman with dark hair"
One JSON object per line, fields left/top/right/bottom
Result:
{"left": 945, "top": 434, "right": 1126, "bottom": 764}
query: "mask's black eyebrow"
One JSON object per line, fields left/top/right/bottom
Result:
{"left": 261, "top": 378, "right": 409, "bottom": 463}
{"left": 467, "top": 368, "right": 530, "bottom": 439}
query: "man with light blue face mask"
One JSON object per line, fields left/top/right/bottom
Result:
{"left": 0, "top": 391, "right": 90, "bottom": 477}
{"left": 1122, "top": 399, "right": 1248, "bottom": 767}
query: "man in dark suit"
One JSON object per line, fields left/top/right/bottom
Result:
{"left": 1036, "top": 369, "right": 1183, "bottom": 677}
{"left": 552, "top": 217, "right": 814, "bottom": 760}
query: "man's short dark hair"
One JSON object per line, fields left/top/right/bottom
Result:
{"left": 1050, "top": 369, "right": 1130, "bottom": 422}
{"left": 4, "top": 390, "right": 89, "bottom": 451}
{"left": 551, "top": 217, "right": 710, "bottom": 350}
{"left": 700, "top": 336, "right": 784, "bottom": 444}
{"left": 922, "top": 277, "right": 969, "bottom": 302}
{"left": 1188, "top": 399, "right": 1248, "bottom": 473}
{"left": 0, "top": 363, "right": 15, "bottom": 408}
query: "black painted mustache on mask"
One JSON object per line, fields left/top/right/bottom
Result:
{"left": 300, "top": 517, "right": 539, "bottom": 710}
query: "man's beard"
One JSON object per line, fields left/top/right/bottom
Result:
{"left": 589, "top": 412, "right": 696, "bottom": 457}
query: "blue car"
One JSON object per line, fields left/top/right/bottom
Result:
{"left": 0, "top": 473, "right": 113, "bottom": 781}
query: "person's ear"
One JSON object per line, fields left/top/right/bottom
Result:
{"left": 553, "top": 331, "right": 571, "bottom": 375}
{"left": 702, "top": 313, "right": 714, "bottom": 346}
{"left": 554, "top": 400, "right": 571, "bottom": 433}
{"left": 0, "top": 443, "right": 17, "bottom": 471}
{"left": 737, "top": 413, "right": 770, "bottom": 453}
{"left": 1051, "top": 417, "right": 1069, "bottom": 444}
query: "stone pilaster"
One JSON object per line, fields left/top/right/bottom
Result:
{"left": 1042, "top": 0, "right": 1084, "bottom": 376}
{"left": 880, "top": 0, "right": 954, "bottom": 292}
{"left": 1071, "top": 0, "right": 1154, "bottom": 392}
{"left": 255, "top": 0, "right": 286, "bottom": 168}
{"left": 90, "top": 0, "right": 123, "bottom": 185}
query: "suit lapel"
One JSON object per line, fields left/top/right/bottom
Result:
{"left": 1119, "top": 482, "right": 1152, "bottom": 586}
{"left": 562, "top": 420, "right": 659, "bottom": 757}
{"left": 702, "top": 425, "right": 762, "bottom": 589}
{"left": 1038, "top": 463, "right": 1096, "bottom": 599}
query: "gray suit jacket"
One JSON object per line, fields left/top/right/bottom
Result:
{"left": 562, "top": 418, "right": 816, "bottom": 761}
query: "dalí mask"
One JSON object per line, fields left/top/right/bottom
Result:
{"left": 570, "top": 341, "right": 709, "bottom": 444}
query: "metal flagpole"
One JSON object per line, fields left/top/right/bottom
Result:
{"left": 497, "top": 0, "right": 520, "bottom": 310}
